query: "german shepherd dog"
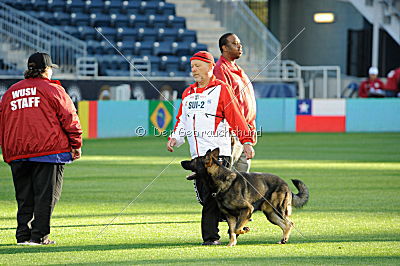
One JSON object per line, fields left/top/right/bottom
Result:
{"left": 181, "top": 148, "right": 309, "bottom": 246}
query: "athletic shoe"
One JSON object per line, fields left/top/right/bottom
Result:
{"left": 27, "top": 239, "right": 56, "bottom": 245}
{"left": 17, "top": 241, "right": 30, "bottom": 245}
{"left": 201, "top": 240, "right": 221, "bottom": 246}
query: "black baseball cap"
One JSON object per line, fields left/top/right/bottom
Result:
{"left": 27, "top": 52, "right": 59, "bottom": 70}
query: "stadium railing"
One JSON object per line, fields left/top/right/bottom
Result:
{"left": 261, "top": 60, "right": 341, "bottom": 99}
{"left": 203, "top": 0, "right": 281, "bottom": 76}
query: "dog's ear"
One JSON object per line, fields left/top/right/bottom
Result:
{"left": 204, "top": 150, "right": 213, "bottom": 167}
{"left": 211, "top": 148, "right": 220, "bottom": 158}
{"left": 181, "top": 160, "right": 193, "bottom": 171}
{"left": 205, "top": 148, "right": 220, "bottom": 168}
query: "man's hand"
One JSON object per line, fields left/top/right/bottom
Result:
{"left": 167, "top": 138, "right": 177, "bottom": 152}
{"left": 71, "top": 148, "right": 82, "bottom": 160}
{"left": 243, "top": 144, "right": 255, "bottom": 159}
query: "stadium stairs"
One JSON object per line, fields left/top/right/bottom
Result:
{"left": 168, "top": 0, "right": 278, "bottom": 78}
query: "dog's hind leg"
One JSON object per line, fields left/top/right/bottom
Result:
{"left": 234, "top": 204, "right": 254, "bottom": 235}
{"left": 262, "top": 203, "right": 293, "bottom": 244}
{"left": 226, "top": 214, "right": 238, "bottom": 247}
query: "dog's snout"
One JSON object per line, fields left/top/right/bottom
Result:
{"left": 181, "top": 160, "right": 193, "bottom": 170}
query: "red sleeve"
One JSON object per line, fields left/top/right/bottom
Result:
{"left": 219, "top": 83, "right": 253, "bottom": 144}
{"left": 358, "top": 81, "right": 368, "bottom": 98}
{"left": 0, "top": 100, "right": 2, "bottom": 147}
{"left": 52, "top": 85, "right": 83, "bottom": 149}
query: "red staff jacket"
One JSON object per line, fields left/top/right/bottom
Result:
{"left": 0, "top": 78, "right": 82, "bottom": 163}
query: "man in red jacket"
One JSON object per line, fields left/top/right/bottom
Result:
{"left": 0, "top": 52, "right": 82, "bottom": 245}
{"left": 214, "top": 33, "right": 257, "bottom": 173}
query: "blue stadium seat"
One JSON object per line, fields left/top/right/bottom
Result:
{"left": 95, "top": 27, "right": 117, "bottom": 42}
{"left": 116, "top": 41, "right": 135, "bottom": 55}
{"left": 104, "top": 0, "right": 123, "bottom": 14}
{"left": 176, "top": 29, "right": 197, "bottom": 43}
{"left": 109, "top": 13, "right": 129, "bottom": 27}
{"left": 166, "top": 15, "right": 185, "bottom": 28}
{"left": 53, "top": 12, "right": 71, "bottom": 26}
{"left": 139, "top": 1, "right": 155, "bottom": 15}
{"left": 70, "top": 12, "right": 90, "bottom": 26}
{"left": 32, "top": 0, "right": 49, "bottom": 11}
{"left": 97, "top": 54, "right": 114, "bottom": 75}
{"left": 137, "top": 28, "right": 157, "bottom": 42}
{"left": 178, "top": 56, "right": 190, "bottom": 72}
{"left": 101, "top": 55, "right": 130, "bottom": 76}
{"left": 153, "top": 41, "right": 173, "bottom": 56}
{"left": 89, "top": 13, "right": 110, "bottom": 27}
{"left": 156, "top": 28, "right": 178, "bottom": 42}
{"left": 157, "top": 55, "right": 182, "bottom": 77}
{"left": 77, "top": 26, "right": 96, "bottom": 40}
{"left": 147, "top": 14, "right": 169, "bottom": 28}
{"left": 134, "top": 41, "right": 153, "bottom": 56}
{"left": 66, "top": 0, "right": 85, "bottom": 13}
{"left": 128, "top": 14, "right": 147, "bottom": 28}
{"left": 121, "top": 1, "right": 140, "bottom": 14}
{"left": 84, "top": 0, "right": 104, "bottom": 14}
{"left": 156, "top": 2, "right": 175, "bottom": 16}
{"left": 171, "top": 41, "right": 191, "bottom": 56}
{"left": 142, "top": 55, "right": 160, "bottom": 74}
{"left": 189, "top": 42, "right": 208, "bottom": 54}
{"left": 47, "top": 0, "right": 65, "bottom": 12}
{"left": 116, "top": 27, "right": 137, "bottom": 42}
{"left": 86, "top": 40, "right": 104, "bottom": 55}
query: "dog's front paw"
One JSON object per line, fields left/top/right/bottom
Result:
{"left": 235, "top": 227, "right": 250, "bottom": 235}
{"left": 227, "top": 241, "right": 237, "bottom": 247}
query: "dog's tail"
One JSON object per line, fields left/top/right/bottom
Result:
{"left": 291, "top": 179, "right": 309, "bottom": 208}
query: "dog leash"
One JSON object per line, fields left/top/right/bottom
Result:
{"left": 95, "top": 157, "right": 177, "bottom": 238}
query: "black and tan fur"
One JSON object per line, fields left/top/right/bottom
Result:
{"left": 181, "top": 148, "right": 309, "bottom": 246}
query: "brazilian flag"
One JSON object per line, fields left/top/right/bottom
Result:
{"left": 149, "top": 100, "right": 174, "bottom": 136}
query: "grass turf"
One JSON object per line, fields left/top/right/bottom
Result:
{"left": 0, "top": 133, "right": 399, "bottom": 265}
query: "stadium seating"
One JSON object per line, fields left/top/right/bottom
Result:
{"left": 1, "top": 0, "right": 208, "bottom": 77}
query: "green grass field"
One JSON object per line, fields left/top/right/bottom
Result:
{"left": 0, "top": 133, "right": 399, "bottom": 265}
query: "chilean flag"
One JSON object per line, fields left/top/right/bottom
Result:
{"left": 296, "top": 99, "right": 346, "bottom": 132}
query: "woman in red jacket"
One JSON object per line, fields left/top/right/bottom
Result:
{"left": 0, "top": 53, "right": 82, "bottom": 245}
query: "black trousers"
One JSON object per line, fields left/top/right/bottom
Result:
{"left": 194, "top": 156, "right": 230, "bottom": 242}
{"left": 10, "top": 161, "right": 64, "bottom": 243}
